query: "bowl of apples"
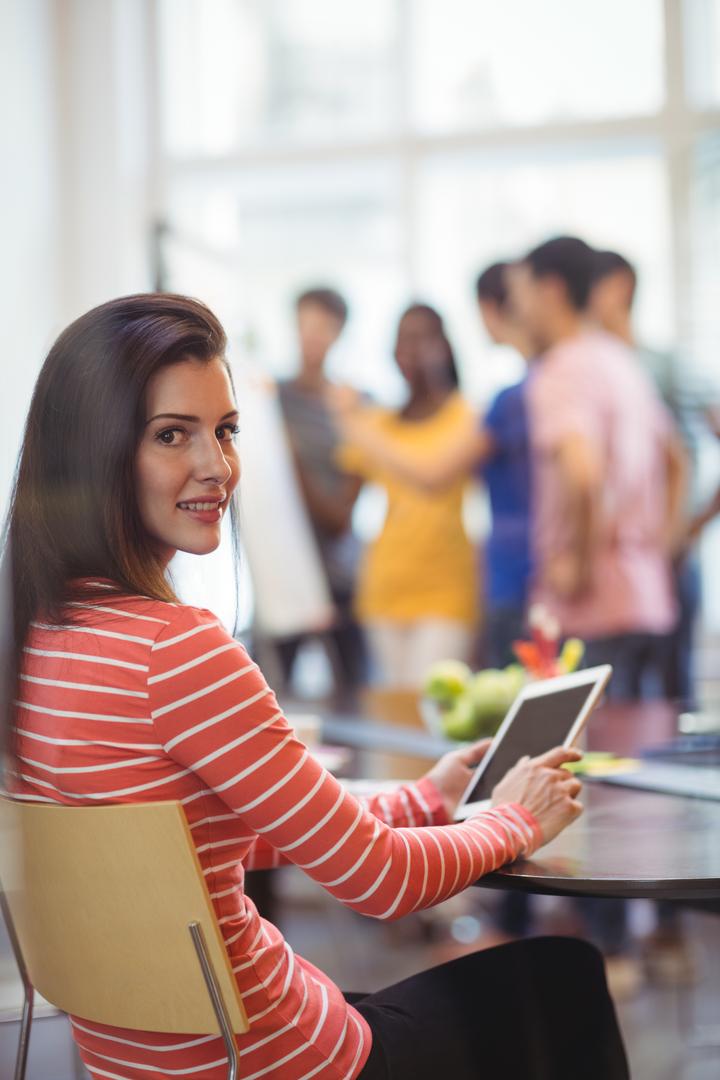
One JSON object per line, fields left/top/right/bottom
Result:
{"left": 421, "top": 606, "right": 586, "bottom": 743}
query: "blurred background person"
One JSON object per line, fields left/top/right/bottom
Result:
{"left": 510, "top": 236, "right": 686, "bottom": 701}
{"left": 585, "top": 249, "right": 716, "bottom": 987}
{"left": 510, "top": 234, "right": 689, "bottom": 991}
{"left": 336, "top": 303, "right": 477, "bottom": 686}
{"left": 332, "top": 263, "right": 535, "bottom": 672}
{"left": 588, "top": 250, "right": 720, "bottom": 710}
{"left": 473, "top": 262, "right": 535, "bottom": 666}
{"left": 331, "top": 271, "right": 538, "bottom": 938}
{"left": 277, "top": 286, "right": 368, "bottom": 696}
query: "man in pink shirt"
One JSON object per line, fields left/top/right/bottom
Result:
{"left": 508, "top": 236, "right": 688, "bottom": 985}
{"left": 509, "top": 236, "right": 686, "bottom": 699}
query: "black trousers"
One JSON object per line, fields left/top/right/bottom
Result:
{"left": 583, "top": 632, "right": 670, "bottom": 702}
{"left": 350, "top": 937, "right": 629, "bottom": 1080}
{"left": 662, "top": 556, "right": 701, "bottom": 710}
{"left": 483, "top": 602, "right": 527, "bottom": 668}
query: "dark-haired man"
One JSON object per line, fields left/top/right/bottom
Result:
{"left": 510, "top": 236, "right": 689, "bottom": 988}
{"left": 277, "top": 287, "right": 366, "bottom": 692}
{"left": 510, "top": 237, "right": 685, "bottom": 698}
{"left": 475, "top": 262, "right": 539, "bottom": 939}
{"left": 589, "top": 249, "right": 720, "bottom": 710}
{"left": 474, "top": 262, "right": 536, "bottom": 667}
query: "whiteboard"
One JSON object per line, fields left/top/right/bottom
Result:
{"left": 233, "top": 364, "right": 336, "bottom": 639}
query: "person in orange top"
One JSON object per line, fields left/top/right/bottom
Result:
{"left": 337, "top": 304, "right": 478, "bottom": 687}
{"left": 2, "top": 294, "right": 627, "bottom": 1080}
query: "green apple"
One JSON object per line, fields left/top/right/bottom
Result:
{"left": 466, "top": 669, "right": 517, "bottom": 736}
{"left": 423, "top": 659, "right": 472, "bottom": 706}
{"left": 441, "top": 694, "right": 480, "bottom": 741}
{"left": 503, "top": 663, "right": 527, "bottom": 699}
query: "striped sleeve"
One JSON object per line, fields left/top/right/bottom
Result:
{"left": 355, "top": 778, "right": 448, "bottom": 828}
{"left": 242, "top": 780, "right": 444, "bottom": 870}
{"left": 148, "top": 608, "right": 541, "bottom": 920}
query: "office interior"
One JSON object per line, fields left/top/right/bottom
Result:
{"left": 2, "top": 2, "right": 720, "bottom": 1079}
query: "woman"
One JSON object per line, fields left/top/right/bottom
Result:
{"left": 2, "top": 294, "right": 627, "bottom": 1079}
{"left": 336, "top": 304, "right": 479, "bottom": 687}
{"left": 335, "top": 269, "right": 535, "bottom": 671}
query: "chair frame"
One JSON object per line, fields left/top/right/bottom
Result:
{"left": 1, "top": 895, "right": 241, "bottom": 1080}
{"left": 0, "top": 799, "right": 244, "bottom": 1080}
{"left": 1, "top": 889, "right": 34, "bottom": 1080}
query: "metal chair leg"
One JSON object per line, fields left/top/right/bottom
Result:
{"left": 1, "top": 891, "right": 34, "bottom": 1080}
{"left": 189, "top": 922, "right": 240, "bottom": 1080}
{"left": 14, "top": 983, "right": 33, "bottom": 1080}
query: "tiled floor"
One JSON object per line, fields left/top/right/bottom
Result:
{"left": 2, "top": 876, "right": 719, "bottom": 1079}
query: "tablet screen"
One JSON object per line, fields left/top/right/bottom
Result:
{"left": 462, "top": 682, "right": 598, "bottom": 805}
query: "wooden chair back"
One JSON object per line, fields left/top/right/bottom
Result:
{"left": 0, "top": 797, "right": 249, "bottom": 1036}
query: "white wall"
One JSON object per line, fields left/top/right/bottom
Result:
{"left": 1, "top": 0, "right": 61, "bottom": 515}
{"left": 1, "top": 0, "right": 155, "bottom": 516}
{"left": 54, "top": 0, "right": 156, "bottom": 321}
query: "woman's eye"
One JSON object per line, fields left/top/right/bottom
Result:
{"left": 217, "top": 424, "right": 240, "bottom": 441}
{"left": 155, "top": 427, "right": 187, "bottom": 445}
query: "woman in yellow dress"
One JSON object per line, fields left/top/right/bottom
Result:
{"left": 337, "top": 304, "right": 478, "bottom": 687}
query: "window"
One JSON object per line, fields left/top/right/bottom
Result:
{"left": 157, "top": 0, "right": 720, "bottom": 627}
{"left": 159, "top": 0, "right": 399, "bottom": 154}
{"left": 158, "top": 0, "right": 717, "bottom": 402}
{"left": 685, "top": 0, "right": 720, "bottom": 107}
{"left": 164, "top": 161, "right": 406, "bottom": 397}
{"left": 414, "top": 144, "right": 671, "bottom": 400}
{"left": 689, "top": 134, "right": 720, "bottom": 382}
{"left": 411, "top": 0, "right": 664, "bottom": 131}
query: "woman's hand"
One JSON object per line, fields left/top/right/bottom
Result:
{"left": 324, "top": 383, "right": 363, "bottom": 419}
{"left": 425, "top": 739, "right": 492, "bottom": 821}
{"left": 490, "top": 746, "right": 583, "bottom": 846}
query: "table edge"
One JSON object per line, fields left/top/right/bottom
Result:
{"left": 475, "top": 872, "right": 720, "bottom": 902}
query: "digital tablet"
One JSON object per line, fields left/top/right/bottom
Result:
{"left": 454, "top": 665, "right": 612, "bottom": 820}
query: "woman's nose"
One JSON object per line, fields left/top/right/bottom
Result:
{"left": 196, "top": 434, "right": 233, "bottom": 484}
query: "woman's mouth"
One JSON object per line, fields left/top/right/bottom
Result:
{"left": 177, "top": 499, "right": 224, "bottom": 523}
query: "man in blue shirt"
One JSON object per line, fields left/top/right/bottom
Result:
{"left": 473, "top": 262, "right": 538, "bottom": 939}
{"left": 475, "top": 262, "right": 536, "bottom": 667}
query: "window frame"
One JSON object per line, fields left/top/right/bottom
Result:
{"left": 152, "top": 0, "right": 720, "bottom": 355}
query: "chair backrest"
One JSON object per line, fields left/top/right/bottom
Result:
{"left": 0, "top": 797, "right": 249, "bottom": 1035}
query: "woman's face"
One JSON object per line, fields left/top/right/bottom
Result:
{"left": 135, "top": 357, "right": 240, "bottom": 564}
{"left": 394, "top": 310, "right": 449, "bottom": 387}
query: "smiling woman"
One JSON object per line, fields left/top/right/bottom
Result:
{"left": 135, "top": 358, "right": 240, "bottom": 561}
{"left": 2, "top": 293, "right": 233, "bottom": 717}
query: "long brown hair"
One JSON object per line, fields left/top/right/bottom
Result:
{"left": 1, "top": 293, "right": 229, "bottom": 766}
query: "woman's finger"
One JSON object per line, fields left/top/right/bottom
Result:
{"left": 459, "top": 738, "right": 492, "bottom": 766}
{"left": 535, "top": 745, "right": 583, "bottom": 769}
{"left": 561, "top": 776, "right": 582, "bottom": 799}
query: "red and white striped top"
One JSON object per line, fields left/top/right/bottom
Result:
{"left": 13, "top": 587, "right": 541, "bottom": 1080}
